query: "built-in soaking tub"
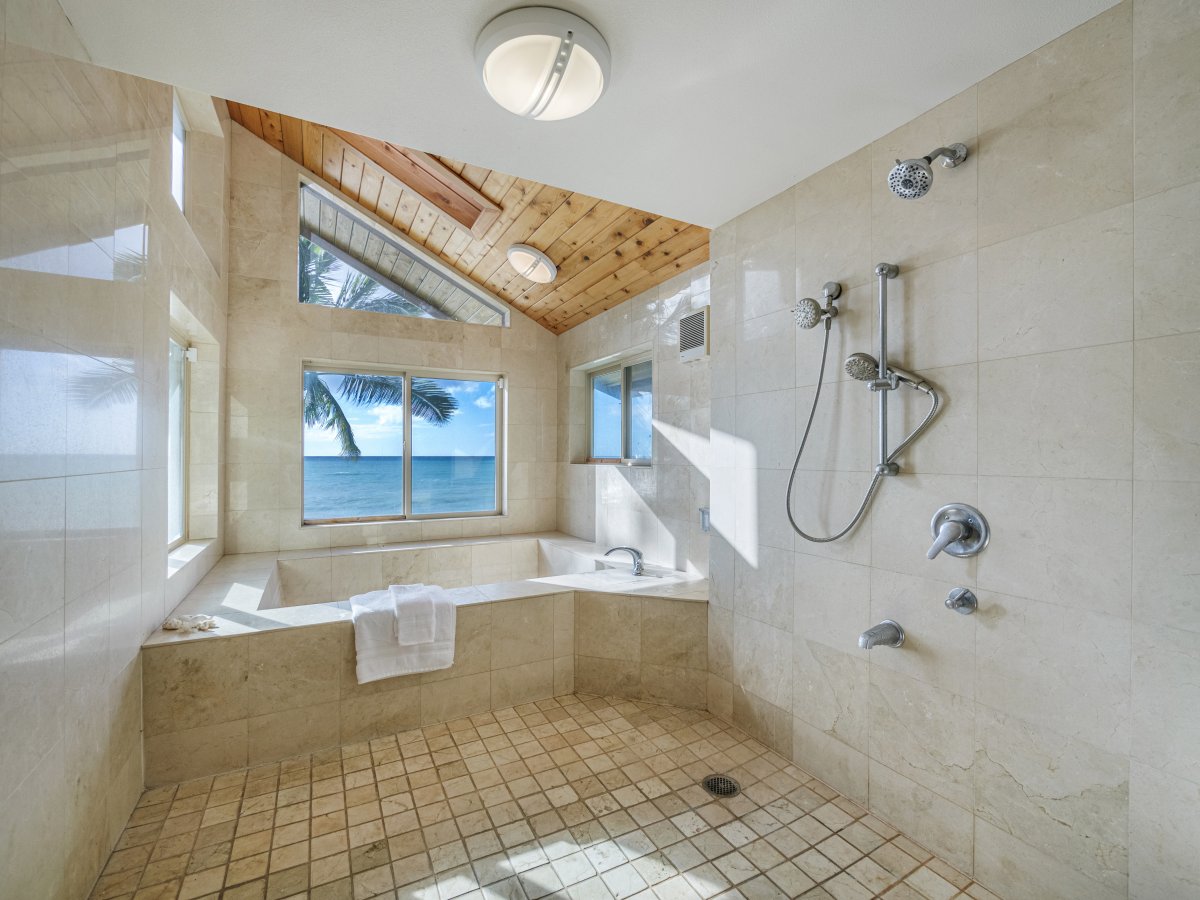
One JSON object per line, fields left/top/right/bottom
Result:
{"left": 141, "top": 532, "right": 708, "bottom": 784}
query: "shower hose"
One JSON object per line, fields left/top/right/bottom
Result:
{"left": 785, "top": 319, "right": 941, "bottom": 542}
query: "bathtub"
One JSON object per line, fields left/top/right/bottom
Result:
{"left": 140, "top": 532, "right": 709, "bottom": 784}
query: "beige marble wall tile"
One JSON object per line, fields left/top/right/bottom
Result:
{"left": 247, "top": 701, "right": 339, "bottom": 765}
{"left": 277, "top": 555, "right": 333, "bottom": 604}
{"left": 976, "top": 476, "right": 1132, "bottom": 618}
{"left": 978, "top": 3, "right": 1133, "bottom": 246}
{"left": 490, "top": 595, "right": 554, "bottom": 668}
{"left": 977, "top": 592, "right": 1131, "bottom": 754}
{"left": 339, "top": 686, "right": 421, "bottom": 744}
{"left": 246, "top": 625, "right": 340, "bottom": 716}
{"left": 575, "top": 655, "right": 640, "bottom": 698}
{"left": 144, "top": 719, "right": 249, "bottom": 786}
{"left": 868, "top": 760, "right": 974, "bottom": 875}
{"left": 0, "top": 610, "right": 66, "bottom": 805}
{"left": 973, "top": 817, "right": 1125, "bottom": 900}
{"left": 792, "top": 716, "right": 868, "bottom": 805}
{"left": 890, "top": 362, "right": 977, "bottom": 477}
{"left": 1132, "top": 480, "right": 1200, "bottom": 632}
{"left": 974, "top": 705, "right": 1129, "bottom": 894}
{"left": 980, "top": 343, "right": 1133, "bottom": 480}
{"left": 979, "top": 205, "right": 1133, "bottom": 359}
{"left": 420, "top": 671, "right": 491, "bottom": 725}
{"left": 0, "top": 476, "right": 65, "bottom": 646}
{"left": 1134, "top": 332, "right": 1200, "bottom": 481}
{"left": 869, "top": 670, "right": 975, "bottom": 809}
{"left": 574, "top": 591, "right": 641, "bottom": 661}
{"left": 733, "top": 544, "right": 793, "bottom": 631}
{"left": 491, "top": 659, "right": 554, "bottom": 708}
{"left": 422, "top": 603, "right": 491, "bottom": 684}
{"left": 1131, "top": 621, "right": 1200, "bottom": 784}
{"left": 1133, "top": 180, "right": 1200, "bottom": 339}
{"left": 870, "top": 88, "right": 979, "bottom": 270}
{"left": 553, "top": 655, "right": 574, "bottom": 695}
{"left": 641, "top": 598, "right": 707, "bottom": 669}
{"left": 640, "top": 663, "right": 706, "bottom": 709}
{"left": 142, "top": 636, "right": 249, "bottom": 736}
{"left": 734, "top": 614, "right": 792, "bottom": 712}
{"left": 1133, "top": 1, "right": 1200, "bottom": 197}
{"left": 792, "top": 637, "right": 867, "bottom": 752}
{"left": 0, "top": 739, "right": 67, "bottom": 900}
{"left": 1128, "top": 759, "right": 1200, "bottom": 900}
{"left": 795, "top": 147, "right": 873, "bottom": 294}
{"left": 732, "top": 685, "right": 793, "bottom": 758}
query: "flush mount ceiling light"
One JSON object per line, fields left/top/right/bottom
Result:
{"left": 507, "top": 243, "right": 557, "bottom": 283}
{"left": 475, "top": 6, "right": 610, "bottom": 121}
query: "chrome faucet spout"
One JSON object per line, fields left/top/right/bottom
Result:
{"left": 859, "top": 620, "right": 905, "bottom": 650}
{"left": 604, "top": 546, "right": 644, "bottom": 576}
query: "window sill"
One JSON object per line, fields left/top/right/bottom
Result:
{"left": 300, "top": 512, "right": 506, "bottom": 528}
{"left": 572, "top": 460, "right": 652, "bottom": 468}
{"left": 166, "top": 539, "right": 221, "bottom": 611}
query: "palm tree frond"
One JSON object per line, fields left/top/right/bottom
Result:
{"left": 410, "top": 378, "right": 458, "bottom": 424}
{"left": 303, "top": 372, "right": 361, "bottom": 458}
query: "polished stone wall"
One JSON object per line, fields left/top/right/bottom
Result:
{"left": 0, "top": 2, "right": 230, "bottom": 897}
{"left": 705, "top": 3, "right": 1200, "bottom": 897}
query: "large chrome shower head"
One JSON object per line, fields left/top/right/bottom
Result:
{"left": 845, "top": 352, "right": 928, "bottom": 391}
{"left": 887, "top": 143, "right": 969, "bottom": 199}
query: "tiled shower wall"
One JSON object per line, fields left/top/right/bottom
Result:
{"left": 705, "top": 2, "right": 1199, "bottom": 897}
{"left": 0, "top": 2, "right": 231, "bottom": 897}
{"left": 224, "top": 127, "right": 558, "bottom": 554}
{"left": 556, "top": 264, "right": 711, "bottom": 575}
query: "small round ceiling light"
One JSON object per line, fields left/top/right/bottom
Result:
{"left": 475, "top": 6, "right": 610, "bottom": 121}
{"left": 507, "top": 243, "right": 557, "bottom": 283}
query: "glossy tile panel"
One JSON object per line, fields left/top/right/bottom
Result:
{"left": 0, "top": 3, "right": 231, "bottom": 898}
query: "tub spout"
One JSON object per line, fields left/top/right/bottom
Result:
{"left": 859, "top": 620, "right": 905, "bottom": 649}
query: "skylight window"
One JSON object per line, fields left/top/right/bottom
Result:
{"left": 298, "top": 182, "right": 508, "bottom": 326}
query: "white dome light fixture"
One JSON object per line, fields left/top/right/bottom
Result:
{"left": 507, "top": 243, "right": 557, "bottom": 283}
{"left": 475, "top": 6, "right": 611, "bottom": 121}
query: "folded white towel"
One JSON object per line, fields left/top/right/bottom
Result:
{"left": 390, "top": 583, "right": 435, "bottom": 645}
{"left": 350, "top": 583, "right": 456, "bottom": 684}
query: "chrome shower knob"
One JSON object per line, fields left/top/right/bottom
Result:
{"left": 927, "top": 503, "right": 990, "bottom": 559}
{"left": 945, "top": 587, "right": 978, "bottom": 615}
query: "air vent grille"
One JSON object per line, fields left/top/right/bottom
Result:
{"left": 679, "top": 308, "right": 708, "bottom": 362}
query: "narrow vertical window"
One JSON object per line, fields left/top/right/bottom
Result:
{"left": 167, "top": 338, "right": 187, "bottom": 547}
{"left": 171, "top": 96, "right": 186, "bottom": 212}
{"left": 588, "top": 357, "right": 653, "bottom": 464}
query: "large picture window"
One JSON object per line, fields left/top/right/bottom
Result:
{"left": 302, "top": 365, "right": 502, "bottom": 523}
{"left": 589, "top": 357, "right": 652, "bottom": 464}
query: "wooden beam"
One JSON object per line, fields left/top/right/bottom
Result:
{"left": 328, "top": 128, "right": 501, "bottom": 239}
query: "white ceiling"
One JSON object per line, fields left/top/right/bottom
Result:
{"left": 57, "top": 0, "right": 1116, "bottom": 226}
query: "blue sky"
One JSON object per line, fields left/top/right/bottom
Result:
{"left": 304, "top": 375, "right": 497, "bottom": 457}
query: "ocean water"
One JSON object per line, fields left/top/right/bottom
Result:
{"left": 303, "top": 456, "right": 496, "bottom": 519}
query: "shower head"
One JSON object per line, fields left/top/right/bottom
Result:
{"left": 845, "top": 352, "right": 928, "bottom": 390}
{"left": 887, "top": 143, "right": 969, "bottom": 199}
{"left": 792, "top": 297, "right": 823, "bottom": 329}
{"left": 792, "top": 282, "right": 842, "bottom": 330}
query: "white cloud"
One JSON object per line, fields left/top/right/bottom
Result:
{"left": 473, "top": 395, "right": 493, "bottom": 409}
{"left": 371, "top": 404, "right": 405, "bottom": 425}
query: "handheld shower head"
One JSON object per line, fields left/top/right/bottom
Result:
{"left": 793, "top": 297, "right": 823, "bottom": 329}
{"left": 845, "top": 352, "right": 928, "bottom": 391}
{"left": 887, "top": 143, "right": 969, "bottom": 199}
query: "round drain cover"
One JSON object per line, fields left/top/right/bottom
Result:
{"left": 702, "top": 774, "right": 741, "bottom": 798}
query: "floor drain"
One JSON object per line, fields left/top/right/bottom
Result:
{"left": 702, "top": 774, "right": 741, "bottom": 798}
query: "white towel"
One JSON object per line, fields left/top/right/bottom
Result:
{"left": 350, "top": 583, "right": 456, "bottom": 684}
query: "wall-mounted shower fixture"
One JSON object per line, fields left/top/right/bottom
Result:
{"left": 785, "top": 264, "right": 943, "bottom": 543}
{"left": 792, "top": 281, "right": 842, "bottom": 330}
{"left": 927, "top": 503, "right": 990, "bottom": 559}
{"left": 859, "top": 620, "right": 905, "bottom": 649}
{"left": 887, "top": 143, "right": 969, "bottom": 199}
{"left": 945, "top": 587, "right": 978, "bottom": 615}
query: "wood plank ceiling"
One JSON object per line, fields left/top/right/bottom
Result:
{"left": 227, "top": 101, "right": 710, "bottom": 334}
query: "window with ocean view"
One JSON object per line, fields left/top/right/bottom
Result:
{"left": 302, "top": 365, "right": 501, "bottom": 523}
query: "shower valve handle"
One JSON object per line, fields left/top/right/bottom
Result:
{"left": 927, "top": 520, "right": 966, "bottom": 559}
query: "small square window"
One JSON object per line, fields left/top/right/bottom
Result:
{"left": 589, "top": 358, "right": 653, "bottom": 464}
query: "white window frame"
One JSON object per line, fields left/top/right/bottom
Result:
{"left": 167, "top": 333, "right": 190, "bottom": 549}
{"left": 587, "top": 353, "right": 652, "bottom": 466}
{"left": 300, "top": 361, "right": 506, "bottom": 525}
{"left": 171, "top": 94, "right": 187, "bottom": 212}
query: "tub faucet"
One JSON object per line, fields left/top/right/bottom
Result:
{"left": 859, "top": 620, "right": 905, "bottom": 649}
{"left": 604, "top": 546, "right": 644, "bottom": 576}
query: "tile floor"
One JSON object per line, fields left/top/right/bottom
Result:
{"left": 90, "top": 695, "right": 1003, "bottom": 900}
